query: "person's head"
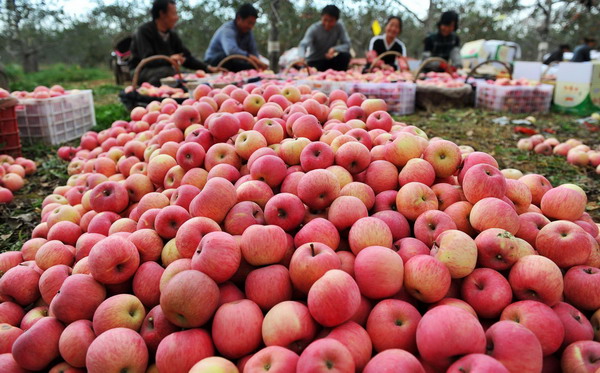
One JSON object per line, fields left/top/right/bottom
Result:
{"left": 584, "top": 37, "right": 597, "bottom": 47}
{"left": 384, "top": 16, "right": 402, "bottom": 39}
{"left": 559, "top": 44, "right": 571, "bottom": 52}
{"left": 235, "top": 3, "right": 259, "bottom": 34}
{"left": 438, "top": 10, "right": 459, "bottom": 36}
{"left": 152, "top": 0, "right": 178, "bottom": 30}
{"left": 321, "top": 5, "right": 340, "bottom": 31}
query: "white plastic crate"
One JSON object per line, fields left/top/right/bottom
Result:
{"left": 296, "top": 80, "right": 352, "bottom": 95}
{"left": 16, "top": 90, "right": 96, "bottom": 145}
{"left": 349, "top": 82, "right": 416, "bottom": 116}
{"left": 476, "top": 81, "right": 554, "bottom": 113}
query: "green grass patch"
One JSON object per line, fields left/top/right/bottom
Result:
{"left": 7, "top": 64, "right": 111, "bottom": 92}
{"left": 0, "top": 143, "right": 69, "bottom": 253}
{"left": 94, "top": 103, "right": 129, "bottom": 131}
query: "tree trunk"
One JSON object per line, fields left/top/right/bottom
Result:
{"left": 268, "top": 0, "right": 280, "bottom": 72}
{"left": 23, "top": 49, "right": 39, "bottom": 73}
{"left": 537, "top": 0, "right": 553, "bottom": 61}
{"left": 424, "top": 0, "right": 437, "bottom": 37}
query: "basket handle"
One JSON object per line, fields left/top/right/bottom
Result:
{"left": 367, "top": 51, "right": 408, "bottom": 73}
{"left": 414, "top": 57, "right": 452, "bottom": 80}
{"left": 465, "top": 59, "right": 513, "bottom": 83}
{"left": 284, "top": 59, "right": 312, "bottom": 76}
{"left": 216, "top": 54, "right": 259, "bottom": 70}
{"left": 132, "top": 55, "right": 181, "bottom": 89}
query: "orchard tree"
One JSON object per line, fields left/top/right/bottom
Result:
{"left": 1, "top": 0, "right": 63, "bottom": 72}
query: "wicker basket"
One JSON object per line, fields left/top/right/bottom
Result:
{"left": 119, "top": 55, "right": 188, "bottom": 111}
{"left": 414, "top": 58, "right": 473, "bottom": 111}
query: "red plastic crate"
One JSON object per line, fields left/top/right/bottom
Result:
{"left": 0, "top": 105, "right": 22, "bottom": 157}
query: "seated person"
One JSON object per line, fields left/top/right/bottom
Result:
{"left": 204, "top": 3, "right": 268, "bottom": 72}
{"left": 543, "top": 44, "right": 570, "bottom": 65}
{"left": 572, "top": 38, "right": 597, "bottom": 62}
{"left": 129, "top": 0, "right": 217, "bottom": 86}
{"left": 297, "top": 5, "right": 352, "bottom": 72}
{"left": 367, "top": 16, "right": 407, "bottom": 70}
{"left": 423, "top": 11, "right": 462, "bottom": 69}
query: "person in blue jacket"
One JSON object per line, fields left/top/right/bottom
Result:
{"left": 205, "top": 3, "right": 268, "bottom": 72}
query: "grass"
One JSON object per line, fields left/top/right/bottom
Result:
{"left": 0, "top": 143, "right": 69, "bottom": 253}
{"left": 6, "top": 64, "right": 111, "bottom": 92}
{"left": 401, "top": 109, "right": 600, "bottom": 218}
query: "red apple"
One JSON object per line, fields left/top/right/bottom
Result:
{"left": 212, "top": 299, "right": 263, "bottom": 359}
{"left": 245, "top": 265, "right": 292, "bottom": 311}
{"left": 363, "top": 349, "right": 425, "bottom": 373}
{"left": 59, "top": 319, "right": 96, "bottom": 368}
{"left": 416, "top": 305, "right": 486, "bottom": 370}
{"left": 160, "top": 270, "right": 219, "bottom": 328}
{"left": 509, "top": 255, "right": 563, "bottom": 306}
{"left": 139, "top": 305, "right": 179, "bottom": 356}
{"left": 85, "top": 327, "right": 148, "bottom": 373}
{"left": 366, "top": 299, "right": 421, "bottom": 353}
{"left": 354, "top": 246, "right": 404, "bottom": 299}
{"left": 500, "top": 300, "right": 565, "bottom": 356}
{"left": 49, "top": 274, "right": 107, "bottom": 324}
{"left": 563, "top": 265, "right": 600, "bottom": 311}
{"left": 561, "top": 340, "right": 600, "bottom": 373}
{"left": 192, "top": 231, "right": 241, "bottom": 283}
{"left": 262, "top": 301, "right": 317, "bottom": 353}
{"left": 536, "top": 221, "right": 592, "bottom": 268}
{"left": 396, "top": 182, "right": 438, "bottom": 221}
{"left": 461, "top": 268, "right": 512, "bottom": 319}
{"left": 461, "top": 164, "right": 507, "bottom": 204}
{"left": 403, "top": 255, "right": 451, "bottom": 303}
{"left": 297, "top": 338, "right": 355, "bottom": 373}
{"left": 88, "top": 236, "right": 140, "bottom": 284}
{"left": 470, "top": 197, "right": 520, "bottom": 234}
{"left": 243, "top": 346, "right": 299, "bottom": 373}
{"left": 12, "top": 316, "right": 65, "bottom": 371}
{"left": 308, "top": 269, "right": 361, "bottom": 327}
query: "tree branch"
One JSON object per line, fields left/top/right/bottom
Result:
{"left": 391, "top": 0, "right": 425, "bottom": 24}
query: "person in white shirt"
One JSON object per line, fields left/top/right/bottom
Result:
{"left": 367, "top": 16, "right": 407, "bottom": 70}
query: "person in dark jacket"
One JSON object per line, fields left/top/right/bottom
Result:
{"left": 543, "top": 44, "right": 571, "bottom": 65}
{"left": 423, "top": 11, "right": 462, "bottom": 68}
{"left": 129, "top": 0, "right": 218, "bottom": 86}
{"left": 297, "top": 5, "right": 352, "bottom": 71}
{"left": 204, "top": 3, "right": 268, "bottom": 72}
{"left": 572, "top": 38, "right": 597, "bottom": 62}
{"left": 367, "top": 16, "right": 407, "bottom": 70}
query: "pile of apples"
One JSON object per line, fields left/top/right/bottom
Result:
{"left": 210, "top": 70, "right": 277, "bottom": 86}
{"left": 517, "top": 134, "right": 600, "bottom": 173}
{"left": 125, "top": 83, "right": 189, "bottom": 99}
{"left": 2, "top": 80, "right": 600, "bottom": 373}
{"left": 303, "top": 69, "right": 415, "bottom": 83}
{"left": 489, "top": 78, "right": 542, "bottom": 87}
{"left": 9, "top": 85, "right": 71, "bottom": 100}
{"left": 0, "top": 155, "right": 36, "bottom": 203}
{"left": 417, "top": 73, "right": 465, "bottom": 88}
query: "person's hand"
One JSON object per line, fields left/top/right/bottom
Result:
{"left": 325, "top": 48, "right": 337, "bottom": 60}
{"left": 249, "top": 55, "right": 268, "bottom": 70}
{"left": 170, "top": 54, "right": 185, "bottom": 65}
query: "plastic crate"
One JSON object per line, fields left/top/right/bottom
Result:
{"left": 349, "top": 82, "right": 416, "bottom": 116}
{"left": 0, "top": 104, "right": 22, "bottom": 157}
{"left": 475, "top": 81, "right": 554, "bottom": 113}
{"left": 16, "top": 90, "right": 96, "bottom": 145}
{"left": 296, "top": 80, "right": 352, "bottom": 95}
